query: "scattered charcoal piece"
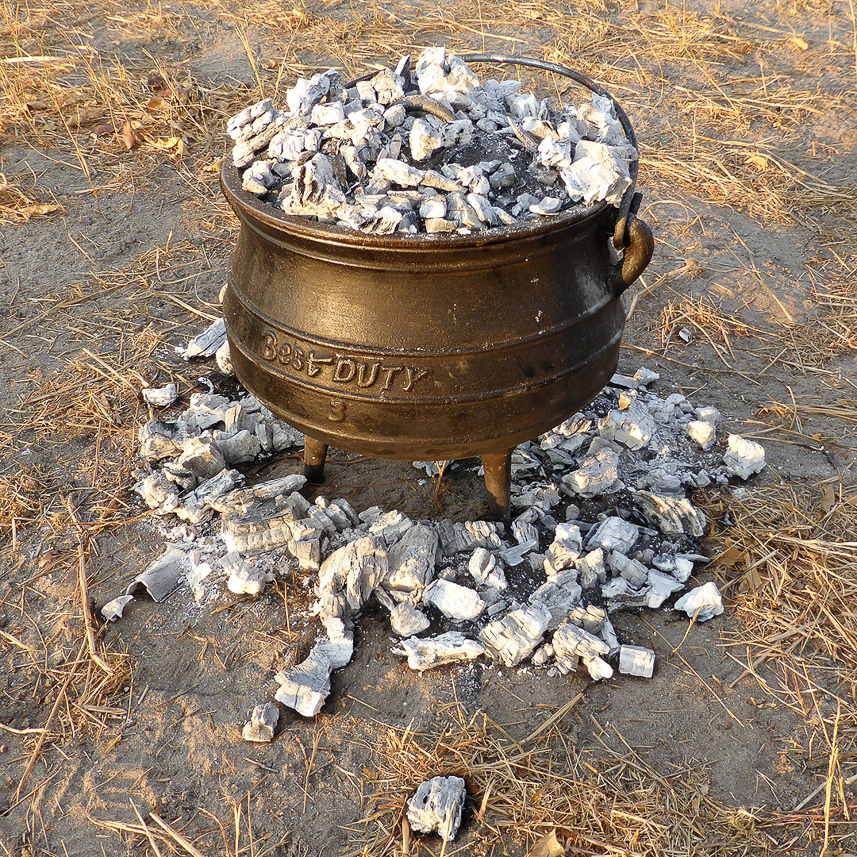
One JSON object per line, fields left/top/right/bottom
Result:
{"left": 723, "top": 434, "right": 766, "bottom": 479}
{"left": 101, "top": 594, "right": 134, "bottom": 621}
{"left": 406, "top": 775, "right": 466, "bottom": 841}
{"left": 674, "top": 582, "right": 724, "bottom": 622}
{"left": 242, "top": 703, "right": 279, "bottom": 742}
{"left": 423, "top": 579, "right": 485, "bottom": 621}
{"left": 126, "top": 547, "right": 188, "bottom": 602}
{"left": 618, "top": 645, "right": 655, "bottom": 678}
{"left": 396, "top": 632, "right": 485, "bottom": 671}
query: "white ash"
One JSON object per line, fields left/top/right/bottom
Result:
{"left": 368, "top": 509, "right": 414, "bottom": 545}
{"left": 220, "top": 506, "right": 300, "bottom": 555}
{"left": 553, "top": 622, "right": 613, "bottom": 681}
{"left": 316, "top": 535, "right": 387, "bottom": 615}
{"left": 576, "top": 548, "right": 607, "bottom": 589}
{"left": 599, "top": 402, "right": 655, "bottom": 451}
{"left": 242, "top": 702, "right": 279, "bottom": 742}
{"left": 607, "top": 552, "right": 648, "bottom": 589}
{"left": 101, "top": 594, "right": 134, "bottom": 621}
{"left": 695, "top": 405, "right": 722, "bottom": 429}
{"left": 584, "top": 517, "right": 639, "bottom": 554}
{"left": 687, "top": 419, "right": 716, "bottom": 450}
{"left": 437, "top": 519, "right": 504, "bottom": 556}
{"left": 133, "top": 322, "right": 767, "bottom": 698}
{"left": 553, "top": 620, "right": 610, "bottom": 660}
{"left": 142, "top": 383, "right": 177, "bottom": 408}
{"left": 646, "top": 570, "right": 685, "bottom": 608}
{"left": 187, "top": 555, "right": 213, "bottom": 602}
{"left": 390, "top": 602, "right": 431, "bottom": 637}
{"left": 227, "top": 98, "right": 288, "bottom": 168}
{"left": 599, "top": 616, "right": 621, "bottom": 658}
{"left": 559, "top": 140, "right": 633, "bottom": 206}
{"left": 618, "top": 645, "right": 655, "bottom": 678}
{"left": 582, "top": 654, "right": 614, "bottom": 681}
{"left": 511, "top": 516, "right": 539, "bottom": 547}
{"left": 500, "top": 539, "right": 538, "bottom": 567}
{"left": 209, "top": 474, "right": 306, "bottom": 514}
{"left": 562, "top": 446, "right": 621, "bottom": 497}
{"left": 226, "top": 48, "right": 638, "bottom": 236}
{"left": 215, "top": 340, "right": 233, "bottom": 375}
{"left": 532, "top": 644, "right": 553, "bottom": 666}
{"left": 180, "top": 318, "right": 227, "bottom": 359}
{"left": 314, "top": 617, "right": 354, "bottom": 669}
{"left": 242, "top": 159, "right": 279, "bottom": 196}
{"left": 396, "top": 632, "right": 486, "bottom": 671}
{"left": 423, "top": 579, "right": 485, "bottom": 621}
{"left": 481, "top": 602, "right": 551, "bottom": 666}
{"left": 224, "top": 551, "right": 270, "bottom": 596}
{"left": 544, "top": 522, "right": 582, "bottom": 576}
{"left": 723, "top": 434, "right": 766, "bottom": 480}
{"left": 275, "top": 649, "right": 332, "bottom": 717}
{"left": 529, "top": 571, "right": 583, "bottom": 629}
{"left": 126, "top": 546, "right": 188, "bottom": 602}
{"left": 651, "top": 552, "right": 696, "bottom": 582}
{"left": 674, "top": 582, "right": 724, "bottom": 622}
{"left": 407, "top": 775, "right": 466, "bottom": 842}
{"left": 177, "top": 437, "right": 226, "bottom": 480}
{"left": 468, "top": 548, "right": 508, "bottom": 590}
{"left": 633, "top": 491, "right": 707, "bottom": 537}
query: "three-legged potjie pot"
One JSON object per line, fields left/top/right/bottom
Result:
{"left": 220, "top": 56, "right": 654, "bottom": 519}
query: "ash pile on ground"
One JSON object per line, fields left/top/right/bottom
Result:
{"left": 226, "top": 47, "right": 637, "bottom": 236}
{"left": 115, "top": 319, "right": 768, "bottom": 728}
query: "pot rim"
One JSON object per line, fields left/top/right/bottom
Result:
{"left": 220, "top": 161, "right": 610, "bottom": 250}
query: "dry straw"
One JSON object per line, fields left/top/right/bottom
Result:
{"left": 350, "top": 702, "right": 810, "bottom": 856}
{"left": 1, "top": 0, "right": 856, "bottom": 854}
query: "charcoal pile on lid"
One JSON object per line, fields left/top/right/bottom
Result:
{"left": 225, "top": 48, "right": 637, "bottom": 235}
{"left": 114, "top": 320, "right": 770, "bottom": 733}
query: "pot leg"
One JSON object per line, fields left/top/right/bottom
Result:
{"left": 303, "top": 436, "right": 328, "bottom": 484}
{"left": 482, "top": 450, "right": 513, "bottom": 523}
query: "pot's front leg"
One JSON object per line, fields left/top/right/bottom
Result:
{"left": 482, "top": 450, "right": 513, "bottom": 523}
{"left": 303, "top": 435, "right": 329, "bottom": 484}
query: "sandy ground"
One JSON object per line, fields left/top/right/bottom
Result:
{"left": 1, "top": 0, "right": 856, "bottom": 855}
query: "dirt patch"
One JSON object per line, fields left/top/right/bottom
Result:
{"left": 1, "top": 0, "right": 856, "bottom": 855}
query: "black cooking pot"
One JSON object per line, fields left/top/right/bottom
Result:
{"left": 220, "top": 55, "right": 654, "bottom": 517}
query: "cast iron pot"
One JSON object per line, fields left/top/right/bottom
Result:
{"left": 220, "top": 55, "right": 654, "bottom": 517}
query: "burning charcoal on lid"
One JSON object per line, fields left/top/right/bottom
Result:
{"left": 224, "top": 49, "right": 640, "bottom": 236}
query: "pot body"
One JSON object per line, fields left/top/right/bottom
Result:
{"left": 222, "top": 164, "right": 631, "bottom": 460}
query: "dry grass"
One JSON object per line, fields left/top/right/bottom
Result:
{"left": 90, "top": 792, "right": 290, "bottom": 857}
{"left": 351, "top": 702, "right": 829, "bottom": 856}
{"left": 702, "top": 485, "right": 857, "bottom": 848}
{"left": 655, "top": 256, "right": 857, "bottom": 386}
{"left": 708, "top": 484, "right": 857, "bottom": 689}
{"left": 0, "top": 0, "right": 855, "bottom": 854}
{"left": 0, "top": 173, "right": 63, "bottom": 222}
{"left": 773, "top": 275, "right": 857, "bottom": 370}
{"left": 660, "top": 295, "right": 755, "bottom": 348}
{"left": 0, "top": 463, "right": 53, "bottom": 544}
